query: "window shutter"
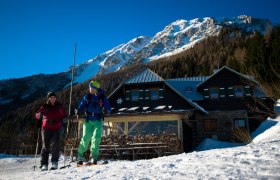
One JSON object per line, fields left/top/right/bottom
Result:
{"left": 245, "top": 86, "right": 251, "bottom": 96}
{"left": 203, "top": 88, "right": 209, "bottom": 99}
{"left": 159, "top": 89, "right": 164, "bottom": 99}
{"left": 145, "top": 90, "right": 150, "bottom": 100}
{"left": 125, "top": 90, "right": 130, "bottom": 101}
{"left": 139, "top": 90, "right": 144, "bottom": 100}
{"left": 220, "top": 88, "right": 225, "bottom": 98}
{"left": 228, "top": 87, "right": 234, "bottom": 97}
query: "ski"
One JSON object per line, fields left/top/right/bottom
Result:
{"left": 77, "top": 163, "right": 96, "bottom": 167}
{"left": 76, "top": 160, "right": 108, "bottom": 167}
{"left": 48, "top": 167, "right": 58, "bottom": 171}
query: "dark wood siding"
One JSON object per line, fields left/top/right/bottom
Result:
{"left": 197, "top": 68, "right": 251, "bottom": 91}
{"left": 195, "top": 68, "right": 257, "bottom": 111}
{"left": 109, "top": 82, "right": 195, "bottom": 113}
{"left": 164, "top": 85, "right": 194, "bottom": 110}
{"left": 196, "top": 98, "right": 251, "bottom": 111}
{"left": 194, "top": 110, "right": 248, "bottom": 143}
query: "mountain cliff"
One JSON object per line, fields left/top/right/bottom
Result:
{"left": 73, "top": 15, "right": 268, "bottom": 84}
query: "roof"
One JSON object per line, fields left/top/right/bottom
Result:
{"left": 253, "top": 85, "right": 266, "bottom": 97}
{"left": 108, "top": 68, "right": 164, "bottom": 98}
{"left": 195, "top": 66, "right": 266, "bottom": 97}
{"left": 125, "top": 69, "right": 164, "bottom": 84}
{"left": 164, "top": 79, "right": 209, "bottom": 114}
{"left": 165, "top": 77, "right": 208, "bottom": 101}
{"left": 108, "top": 67, "right": 267, "bottom": 113}
{"left": 196, "top": 66, "right": 258, "bottom": 88}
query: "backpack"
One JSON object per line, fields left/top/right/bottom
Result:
{"left": 85, "top": 92, "right": 105, "bottom": 120}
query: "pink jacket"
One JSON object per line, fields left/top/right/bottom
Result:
{"left": 35, "top": 102, "right": 67, "bottom": 131}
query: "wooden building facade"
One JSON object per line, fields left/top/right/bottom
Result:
{"left": 75, "top": 66, "right": 275, "bottom": 154}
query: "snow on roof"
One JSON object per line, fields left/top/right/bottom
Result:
{"left": 164, "top": 80, "right": 208, "bottom": 114}
{"left": 154, "top": 105, "right": 166, "bottom": 110}
{"left": 127, "top": 107, "right": 139, "bottom": 111}
{"left": 118, "top": 108, "right": 127, "bottom": 112}
{"left": 165, "top": 77, "right": 208, "bottom": 101}
{"left": 125, "top": 69, "right": 164, "bottom": 84}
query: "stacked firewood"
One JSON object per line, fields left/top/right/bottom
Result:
{"left": 64, "top": 133, "right": 182, "bottom": 156}
{"left": 100, "top": 133, "right": 182, "bottom": 153}
{"left": 64, "top": 138, "right": 80, "bottom": 149}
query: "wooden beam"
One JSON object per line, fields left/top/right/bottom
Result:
{"left": 76, "top": 112, "right": 188, "bottom": 139}
{"left": 105, "top": 113, "right": 183, "bottom": 122}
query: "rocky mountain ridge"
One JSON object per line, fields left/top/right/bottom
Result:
{"left": 0, "top": 15, "right": 270, "bottom": 116}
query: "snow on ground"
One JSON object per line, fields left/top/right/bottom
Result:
{"left": 0, "top": 117, "right": 279, "bottom": 180}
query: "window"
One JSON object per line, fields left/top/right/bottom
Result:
{"left": 210, "top": 87, "right": 219, "bottom": 99}
{"left": 103, "top": 122, "right": 125, "bottom": 135}
{"left": 131, "top": 89, "right": 139, "bottom": 101}
{"left": 203, "top": 119, "right": 217, "bottom": 131}
{"left": 220, "top": 88, "right": 225, "bottom": 98}
{"left": 128, "top": 121, "right": 178, "bottom": 135}
{"left": 203, "top": 88, "right": 209, "bottom": 99}
{"left": 150, "top": 89, "right": 159, "bottom": 100}
{"left": 235, "top": 86, "right": 244, "bottom": 97}
{"left": 233, "top": 119, "right": 246, "bottom": 128}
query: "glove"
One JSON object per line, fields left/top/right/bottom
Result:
{"left": 75, "top": 109, "right": 79, "bottom": 116}
{"left": 62, "top": 117, "right": 68, "bottom": 124}
{"left": 60, "top": 127, "right": 64, "bottom": 137}
{"left": 37, "top": 112, "right": 43, "bottom": 120}
{"left": 75, "top": 108, "right": 82, "bottom": 116}
{"left": 106, "top": 110, "right": 111, "bottom": 115}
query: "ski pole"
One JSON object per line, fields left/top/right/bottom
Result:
{"left": 62, "top": 116, "right": 70, "bottom": 168}
{"left": 60, "top": 115, "right": 74, "bottom": 169}
{"left": 66, "top": 43, "right": 76, "bottom": 138}
{"left": 106, "top": 114, "right": 118, "bottom": 157}
{"left": 33, "top": 128, "right": 40, "bottom": 171}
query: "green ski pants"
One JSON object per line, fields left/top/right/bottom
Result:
{"left": 78, "top": 120, "right": 103, "bottom": 160}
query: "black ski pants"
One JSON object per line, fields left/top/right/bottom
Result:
{"left": 40, "top": 129, "right": 60, "bottom": 165}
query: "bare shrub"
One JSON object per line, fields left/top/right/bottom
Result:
{"left": 233, "top": 127, "right": 252, "bottom": 144}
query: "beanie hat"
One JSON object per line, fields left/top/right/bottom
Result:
{"left": 47, "top": 92, "right": 56, "bottom": 99}
{"left": 89, "top": 80, "right": 100, "bottom": 90}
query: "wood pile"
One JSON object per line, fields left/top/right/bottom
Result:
{"left": 100, "top": 133, "right": 182, "bottom": 153}
{"left": 64, "top": 138, "right": 80, "bottom": 150}
{"left": 63, "top": 133, "right": 182, "bottom": 157}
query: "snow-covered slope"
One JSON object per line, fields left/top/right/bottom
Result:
{"left": 73, "top": 36, "right": 151, "bottom": 83}
{"left": 73, "top": 15, "right": 268, "bottom": 84}
{"left": 0, "top": 117, "right": 279, "bottom": 179}
{"left": 137, "top": 17, "right": 221, "bottom": 61}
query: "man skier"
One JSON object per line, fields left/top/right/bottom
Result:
{"left": 76, "top": 80, "right": 111, "bottom": 165}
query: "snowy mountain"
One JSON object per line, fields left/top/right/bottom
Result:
{"left": 0, "top": 15, "right": 270, "bottom": 110}
{"left": 73, "top": 15, "right": 269, "bottom": 84}
{"left": 0, "top": 116, "right": 279, "bottom": 179}
{"left": 73, "top": 36, "right": 151, "bottom": 83}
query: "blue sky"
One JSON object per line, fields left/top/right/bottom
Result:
{"left": 0, "top": 0, "right": 279, "bottom": 80}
